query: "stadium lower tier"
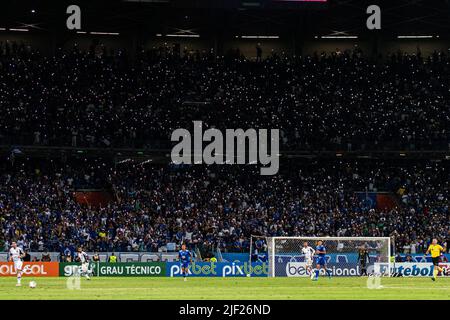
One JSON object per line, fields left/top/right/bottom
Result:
{"left": 0, "top": 158, "right": 448, "bottom": 255}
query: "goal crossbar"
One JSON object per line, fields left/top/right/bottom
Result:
{"left": 269, "top": 236, "right": 390, "bottom": 240}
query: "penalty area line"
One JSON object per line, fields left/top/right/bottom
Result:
{"left": 381, "top": 286, "right": 450, "bottom": 290}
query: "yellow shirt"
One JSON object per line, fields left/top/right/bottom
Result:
{"left": 428, "top": 244, "right": 444, "bottom": 258}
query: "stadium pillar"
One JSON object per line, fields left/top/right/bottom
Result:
{"left": 367, "top": 31, "right": 382, "bottom": 60}
{"left": 292, "top": 12, "right": 310, "bottom": 57}
{"left": 133, "top": 24, "right": 145, "bottom": 59}
{"left": 214, "top": 33, "right": 224, "bottom": 57}
{"left": 210, "top": 9, "right": 225, "bottom": 57}
{"left": 293, "top": 34, "right": 304, "bottom": 57}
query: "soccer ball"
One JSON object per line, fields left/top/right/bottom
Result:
{"left": 29, "top": 281, "right": 37, "bottom": 288}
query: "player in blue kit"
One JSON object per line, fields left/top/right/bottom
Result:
{"left": 312, "top": 240, "right": 332, "bottom": 281}
{"left": 178, "top": 244, "right": 192, "bottom": 281}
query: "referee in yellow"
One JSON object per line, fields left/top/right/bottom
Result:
{"left": 425, "top": 239, "right": 447, "bottom": 281}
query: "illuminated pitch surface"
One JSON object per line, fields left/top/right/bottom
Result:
{"left": 0, "top": 277, "right": 448, "bottom": 300}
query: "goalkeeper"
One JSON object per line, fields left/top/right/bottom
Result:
{"left": 425, "top": 239, "right": 446, "bottom": 281}
{"left": 358, "top": 247, "right": 370, "bottom": 276}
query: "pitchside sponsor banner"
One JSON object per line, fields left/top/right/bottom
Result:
{"left": 284, "top": 262, "right": 450, "bottom": 277}
{"left": 60, "top": 262, "right": 165, "bottom": 277}
{"left": 3, "top": 252, "right": 448, "bottom": 263}
{"left": 439, "top": 263, "right": 450, "bottom": 276}
{"left": 167, "top": 262, "right": 268, "bottom": 277}
{"left": 285, "top": 262, "right": 361, "bottom": 277}
{"left": 223, "top": 253, "right": 450, "bottom": 263}
{"left": 392, "top": 263, "right": 449, "bottom": 277}
{"left": 60, "top": 262, "right": 97, "bottom": 277}
{"left": 0, "top": 262, "right": 59, "bottom": 277}
{"left": 275, "top": 254, "right": 383, "bottom": 265}
{"left": 0, "top": 252, "right": 181, "bottom": 263}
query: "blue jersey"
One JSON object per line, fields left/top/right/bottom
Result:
{"left": 316, "top": 245, "right": 326, "bottom": 266}
{"left": 179, "top": 250, "right": 191, "bottom": 265}
{"left": 316, "top": 245, "right": 326, "bottom": 256}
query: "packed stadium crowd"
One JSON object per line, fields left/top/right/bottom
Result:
{"left": 0, "top": 41, "right": 449, "bottom": 151}
{"left": 0, "top": 41, "right": 448, "bottom": 259}
{"left": 0, "top": 159, "right": 448, "bottom": 257}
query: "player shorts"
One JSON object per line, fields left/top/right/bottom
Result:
{"left": 306, "top": 258, "right": 313, "bottom": 267}
{"left": 14, "top": 260, "right": 23, "bottom": 271}
{"left": 316, "top": 256, "right": 326, "bottom": 266}
{"left": 81, "top": 262, "right": 89, "bottom": 273}
{"left": 181, "top": 262, "right": 189, "bottom": 269}
{"left": 432, "top": 257, "right": 440, "bottom": 266}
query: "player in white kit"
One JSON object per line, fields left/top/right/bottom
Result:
{"left": 301, "top": 241, "right": 315, "bottom": 276}
{"left": 9, "top": 242, "right": 25, "bottom": 286}
{"left": 77, "top": 247, "right": 91, "bottom": 280}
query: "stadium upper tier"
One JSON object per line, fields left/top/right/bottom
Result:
{"left": 0, "top": 42, "right": 449, "bottom": 151}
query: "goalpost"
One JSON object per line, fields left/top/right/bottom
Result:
{"left": 266, "top": 237, "right": 392, "bottom": 277}
{"left": 249, "top": 235, "right": 269, "bottom": 266}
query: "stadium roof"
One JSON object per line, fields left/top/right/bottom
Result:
{"left": 1, "top": 0, "right": 450, "bottom": 39}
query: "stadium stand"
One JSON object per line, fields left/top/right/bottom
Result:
{"left": 0, "top": 42, "right": 448, "bottom": 151}
{"left": 0, "top": 156, "right": 448, "bottom": 255}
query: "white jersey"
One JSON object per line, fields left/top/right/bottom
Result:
{"left": 77, "top": 251, "right": 90, "bottom": 264}
{"left": 9, "top": 247, "right": 24, "bottom": 263}
{"left": 302, "top": 246, "right": 315, "bottom": 260}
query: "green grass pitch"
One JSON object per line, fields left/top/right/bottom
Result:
{"left": 0, "top": 277, "right": 448, "bottom": 300}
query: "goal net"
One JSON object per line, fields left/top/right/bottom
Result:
{"left": 266, "top": 237, "right": 391, "bottom": 277}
